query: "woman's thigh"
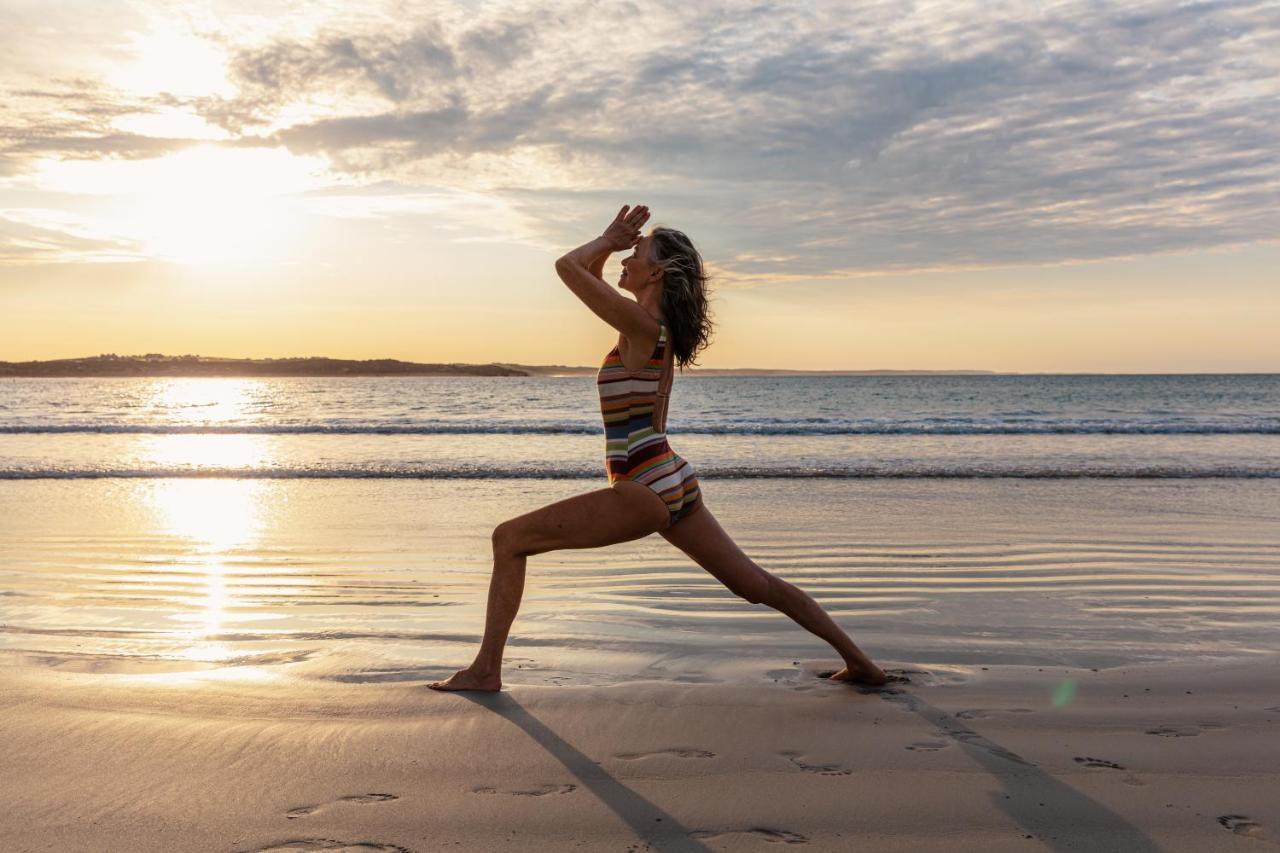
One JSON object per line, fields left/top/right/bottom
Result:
{"left": 498, "top": 480, "right": 670, "bottom": 556}
{"left": 658, "top": 500, "right": 772, "bottom": 603}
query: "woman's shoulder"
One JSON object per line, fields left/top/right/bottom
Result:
{"left": 618, "top": 315, "right": 665, "bottom": 346}
{"left": 613, "top": 316, "right": 665, "bottom": 372}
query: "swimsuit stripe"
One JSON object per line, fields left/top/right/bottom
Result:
{"left": 597, "top": 322, "right": 702, "bottom": 527}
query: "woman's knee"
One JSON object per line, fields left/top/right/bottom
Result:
{"left": 737, "top": 569, "right": 775, "bottom": 605}
{"left": 491, "top": 519, "right": 525, "bottom": 558}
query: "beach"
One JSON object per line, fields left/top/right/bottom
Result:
{"left": 4, "top": 655, "right": 1279, "bottom": 853}
{"left": 3, "top": 475, "right": 1279, "bottom": 851}
{"left": 6, "top": 0, "right": 1278, "bottom": 845}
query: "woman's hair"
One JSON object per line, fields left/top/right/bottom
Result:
{"left": 649, "top": 226, "right": 714, "bottom": 370}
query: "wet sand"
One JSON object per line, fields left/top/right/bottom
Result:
{"left": 2, "top": 657, "right": 1279, "bottom": 852}
{"left": 2, "top": 477, "right": 1279, "bottom": 850}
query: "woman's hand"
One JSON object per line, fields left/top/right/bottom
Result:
{"left": 600, "top": 204, "right": 650, "bottom": 252}
{"left": 555, "top": 203, "right": 649, "bottom": 281}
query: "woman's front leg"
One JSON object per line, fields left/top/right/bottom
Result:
{"left": 429, "top": 483, "right": 669, "bottom": 692}
{"left": 427, "top": 528, "right": 526, "bottom": 692}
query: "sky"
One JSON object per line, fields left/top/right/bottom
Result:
{"left": 1, "top": 0, "right": 1278, "bottom": 372}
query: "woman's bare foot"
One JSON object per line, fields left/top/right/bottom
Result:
{"left": 428, "top": 667, "right": 501, "bottom": 692}
{"left": 825, "top": 665, "right": 905, "bottom": 687}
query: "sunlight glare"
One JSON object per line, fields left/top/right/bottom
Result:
{"left": 150, "top": 378, "right": 267, "bottom": 425}
{"left": 143, "top": 385, "right": 271, "bottom": 664}
{"left": 147, "top": 478, "right": 268, "bottom": 664}
{"left": 30, "top": 145, "right": 328, "bottom": 266}
{"left": 150, "top": 479, "right": 266, "bottom": 557}
{"left": 111, "top": 107, "right": 233, "bottom": 141}
{"left": 104, "top": 24, "right": 234, "bottom": 97}
{"left": 141, "top": 434, "right": 271, "bottom": 471}
{"left": 135, "top": 379, "right": 275, "bottom": 472}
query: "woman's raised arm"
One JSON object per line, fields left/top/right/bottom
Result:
{"left": 554, "top": 205, "right": 659, "bottom": 342}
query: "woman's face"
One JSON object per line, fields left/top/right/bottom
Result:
{"left": 619, "top": 234, "right": 659, "bottom": 294}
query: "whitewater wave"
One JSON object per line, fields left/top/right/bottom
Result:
{"left": 3, "top": 464, "right": 1277, "bottom": 479}
{"left": 3, "top": 419, "right": 1278, "bottom": 436}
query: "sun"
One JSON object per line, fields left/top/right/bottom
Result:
{"left": 124, "top": 145, "right": 321, "bottom": 266}
{"left": 32, "top": 144, "right": 329, "bottom": 267}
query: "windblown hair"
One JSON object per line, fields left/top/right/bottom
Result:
{"left": 648, "top": 226, "right": 714, "bottom": 371}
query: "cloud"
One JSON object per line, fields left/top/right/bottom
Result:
{"left": 0, "top": 210, "right": 143, "bottom": 264}
{"left": 226, "top": 24, "right": 459, "bottom": 112}
{"left": 0, "top": 80, "right": 204, "bottom": 171}
{"left": 2, "top": 0, "right": 1277, "bottom": 276}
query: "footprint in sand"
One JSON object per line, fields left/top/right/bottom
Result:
{"left": 949, "top": 731, "right": 1035, "bottom": 766}
{"left": 1218, "top": 815, "right": 1267, "bottom": 839}
{"left": 285, "top": 794, "right": 399, "bottom": 820}
{"left": 1074, "top": 756, "right": 1147, "bottom": 786}
{"left": 615, "top": 748, "right": 716, "bottom": 760}
{"left": 766, "top": 668, "right": 823, "bottom": 692}
{"left": 1145, "top": 723, "right": 1227, "bottom": 738}
{"left": 955, "top": 708, "right": 1035, "bottom": 721}
{"left": 879, "top": 693, "right": 1037, "bottom": 767}
{"left": 779, "top": 750, "right": 852, "bottom": 776}
{"left": 471, "top": 783, "right": 576, "bottom": 796}
{"left": 689, "top": 828, "right": 809, "bottom": 845}
{"left": 242, "top": 839, "right": 413, "bottom": 853}
{"left": 1075, "top": 756, "right": 1125, "bottom": 769}
{"left": 905, "top": 740, "right": 949, "bottom": 752}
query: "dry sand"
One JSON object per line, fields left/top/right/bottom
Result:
{"left": 3, "top": 655, "right": 1278, "bottom": 853}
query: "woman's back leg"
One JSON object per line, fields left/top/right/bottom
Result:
{"left": 660, "top": 500, "right": 889, "bottom": 685}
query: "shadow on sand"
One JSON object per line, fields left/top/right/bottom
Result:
{"left": 454, "top": 683, "right": 1161, "bottom": 852}
{"left": 864, "top": 683, "right": 1162, "bottom": 852}
{"left": 457, "top": 691, "right": 714, "bottom": 853}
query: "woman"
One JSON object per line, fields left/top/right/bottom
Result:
{"left": 429, "top": 204, "right": 893, "bottom": 692}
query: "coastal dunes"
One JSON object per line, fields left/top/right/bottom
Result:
{"left": 1, "top": 658, "right": 1277, "bottom": 851}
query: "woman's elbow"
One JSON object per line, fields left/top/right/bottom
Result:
{"left": 554, "top": 256, "right": 576, "bottom": 283}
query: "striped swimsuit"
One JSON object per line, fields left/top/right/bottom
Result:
{"left": 597, "top": 321, "right": 702, "bottom": 527}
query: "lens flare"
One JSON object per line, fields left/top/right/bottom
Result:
{"left": 1052, "top": 678, "right": 1078, "bottom": 708}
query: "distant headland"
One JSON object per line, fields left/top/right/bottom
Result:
{"left": 0, "top": 354, "right": 1001, "bottom": 378}
{"left": 0, "top": 354, "right": 526, "bottom": 377}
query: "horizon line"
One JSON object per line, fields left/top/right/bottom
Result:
{"left": 1, "top": 353, "right": 1277, "bottom": 376}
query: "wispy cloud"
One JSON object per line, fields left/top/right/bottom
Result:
{"left": 0, "top": 210, "right": 143, "bottom": 264}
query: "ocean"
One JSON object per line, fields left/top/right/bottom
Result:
{"left": 2, "top": 373, "right": 1278, "bottom": 479}
{"left": 2, "top": 374, "right": 1278, "bottom": 686}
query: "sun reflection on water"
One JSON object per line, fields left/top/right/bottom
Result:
{"left": 150, "top": 477, "right": 267, "bottom": 550}
{"left": 138, "top": 380, "right": 279, "bottom": 669}
{"left": 147, "top": 377, "right": 265, "bottom": 424}
{"left": 140, "top": 433, "right": 271, "bottom": 471}
{"left": 125, "top": 379, "right": 277, "bottom": 476}
{"left": 147, "top": 478, "right": 269, "bottom": 665}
